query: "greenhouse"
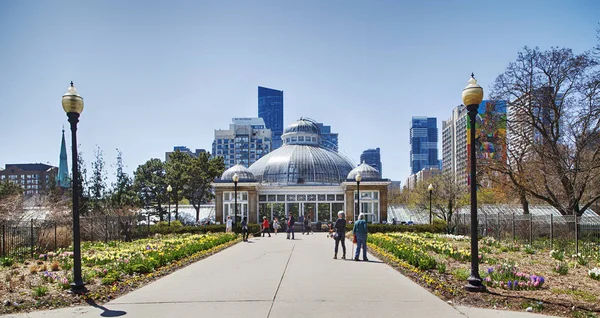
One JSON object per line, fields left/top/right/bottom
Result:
{"left": 213, "top": 118, "right": 391, "bottom": 224}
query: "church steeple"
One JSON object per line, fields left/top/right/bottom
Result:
{"left": 57, "top": 128, "right": 70, "bottom": 188}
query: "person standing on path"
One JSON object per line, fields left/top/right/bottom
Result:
{"left": 273, "top": 217, "right": 279, "bottom": 235}
{"left": 333, "top": 211, "right": 347, "bottom": 259}
{"left": 226, "top": 215, "right": 233, "bottom": 233}
{"left": 241, "top": 217, "right": 249, "bottom": 242}
{"left": 287, "top": 214, "right": 295, "bottom": 240}
{"left": 352, "top": 213, "right": 368, "bottom": 261}
{"left": 262, "top": 216, "right": 271, "bottom": 237}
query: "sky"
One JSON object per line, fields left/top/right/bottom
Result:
{"left": 0, "top": 0, "right": 598, "bottom": 186}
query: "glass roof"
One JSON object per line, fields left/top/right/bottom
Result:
{"left": 221, "top": 164, "right": 256, "bottom": 182}
{"left": 248, "top": 144, "right": 355, "bottom": 185}
{"left": 347, "top": 163, "right": 382, "bottom": 181}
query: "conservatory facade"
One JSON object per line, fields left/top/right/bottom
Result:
{"left": 213, "top": 118, "right": 390, "bottom": 224}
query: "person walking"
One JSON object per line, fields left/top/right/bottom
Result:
{"left": 241, "top": 217, "right": 249, "bottom": 242}
{"left": 286, "top": 214, "right": 295, "bottom": 240}
{"left": 226, "top": 215, "right": 233, "bottom": 233}
{"left": 261, "top": 216, "right": 271, "bottom": 237}
{"left": 352, "top": 213, "right": 369, "bottom": 261}
{"left": 273, "top": 217, "right": 279, "bottom": 235}
{"left": 333, "top": 211, "right": 347, "bottom": 259}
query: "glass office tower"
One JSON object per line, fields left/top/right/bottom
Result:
{"left": 410, "top": 117, "right": 439, "bottom": 175}
{"left": 258, "top": 87, "right": 284, "bottom": 150}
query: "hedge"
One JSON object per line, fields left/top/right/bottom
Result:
{"left": 345, "top": 220, "right": 446, "bottom": 234}
{"left": 149, "top": 221, "right": 262, "bottom": 236}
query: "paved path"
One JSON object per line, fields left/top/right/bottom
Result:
{"left": 4, "top": 233, "right": 558, "bottom": 318}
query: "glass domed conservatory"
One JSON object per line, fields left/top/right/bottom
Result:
{"left": 213, "top": 118, "right": 391, "bottom": 224}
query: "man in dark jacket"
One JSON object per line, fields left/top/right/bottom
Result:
{"left": 333, "top": 211, "right": 347, "bottom": 259}
{"left": 352, "top": 213, "right": 368, "bottom": 261}
{"left": 286, "top": 214, "right": 295, "bottom": 240}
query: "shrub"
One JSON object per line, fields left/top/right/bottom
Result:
{"left": 32, "top": 286, "right": 48, "bottom": 297}
{"left": 0, "top": 257, "right": 14, "bottom": 267}
{"left": 550, "top": 250, "right": 564, "bottom": 261}
{"left": 50, "top": 260, "right": 60, "bottom": 271}
{"left": 554, "top": 262, "right": 568, "bottom": 275}
{"left": 345, "top": 220, "right": 446, "bottom": 234}
{"left": 436, "top": 262, "right": 446, "bottom": 274}
{"left": 29, "top": 264, "right": 38, "bottom": 274}
{"left": 101, "top": 272, "right": 120, "bottom": 285}
{"left": 588, "top": 268, "right": 600, "bottom": 281}
{"left": 524, "top": 245, "right": 535, "bottom": 255}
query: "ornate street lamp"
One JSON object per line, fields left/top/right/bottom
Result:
{"left": 61, "top": 81, "right": 85, "bottom": 292}
{"left": 428, "top": 183, "right": 434, "bottom": 225}
{"left": 355, "top": 173, "right": 362, "bottom": 221}
{"left": 167, "top": 184, "right": 172, "bottom": 226}
{"left": 232, "top": 173, "right": 239, "bottom": 227}
{"left": 462, "top": 74, "right": 485, "bottom": 292}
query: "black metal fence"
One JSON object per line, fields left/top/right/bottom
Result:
{"left": 454, "top": 213, "right": 600, "bottom": 255}
{"left": 0, "top": 215, "right": 150, "bottom": 259}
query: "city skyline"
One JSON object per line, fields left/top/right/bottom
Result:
{"left": 0, "top": 1, "right": 597, "bottom": 185}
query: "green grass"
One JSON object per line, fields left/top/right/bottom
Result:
{"left": 451, "top": 267, "right": 470, "bottom": 281}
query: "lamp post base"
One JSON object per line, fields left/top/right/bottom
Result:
{"left": 464, "top": 275, "right": 486, "bottom": 292}
{"left": 70, "top": 282, "right": 87, "bottom": 294}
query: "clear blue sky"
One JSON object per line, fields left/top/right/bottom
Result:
{"left": 1, "top": 0, "right": 598, "bottom": 185}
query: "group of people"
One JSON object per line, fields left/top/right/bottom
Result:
{"left": 331, "top": 211, "right": 369, "bottom": 261}
{"left": 224, "top": 211, "right": 370, "bottom": 262}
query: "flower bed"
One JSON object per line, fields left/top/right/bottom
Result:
{"left": 368, "top": 232, "right": 600, "bottom": 317}
{"left": 0, "top": 233, "right": 239, "bottom": 314}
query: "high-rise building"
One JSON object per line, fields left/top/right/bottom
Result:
{"left": 410, "top": 117, "right": 439, "bottom": 175}
{"left": 507, "top": 87, "right": 562, "bottom": 161}
{"left": 57, "top": 129, "right": 70, "bottom": 188}
{"left": 258, "top": 86, "right": 284, "bottom": 150}
{"left": 0, "top": 164, "right": 58, "bottom": 196}
{"left": 360, "top": 148, "right": 382, "bottom": 175}
{"left": 443, "top": 100, "right": 507, "bottom": 186}
{"left": 316, "top": 122, "right": 339, "bottom": 152}
{"left": 212, "top": 118, "right": 272, "bottom": 169}
{"left": 165, "top": 146, "right": 206, "bottom": 161}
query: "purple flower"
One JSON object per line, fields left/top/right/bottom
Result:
{"left": 487, "top": 267, "right": 494, "bottom": 274}
{"left": 514, "top": 280, "right": 520, "bottom": 289}
{"left": 507, "top": 281, "right": 512, "bottom": 288}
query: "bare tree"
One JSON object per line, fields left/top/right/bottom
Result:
{"left": 490, "top": 46, "right": 600, "bottom": 216}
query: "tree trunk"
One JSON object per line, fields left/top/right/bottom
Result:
{"left": 520, "top": 191, "right": 529, "bottom": 214}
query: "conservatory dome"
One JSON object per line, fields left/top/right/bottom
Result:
{"left": 248, "top": 118, "right": 355, "bottom": 185}
{"left": 220, "top": 164, "right": 256, "bottom": 182}
{"left": 346, "top": 162, "right": 382, "bottom": 181}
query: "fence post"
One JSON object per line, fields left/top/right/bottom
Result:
{"left": 512, "top": 213, "right": 515, "bottom": 241}
{"left": 105, "top": 215, "right": 109, "bottom": 243}
{"left": 1, "top": 223, "right": 5, "bottom": 257}
{"left": 497, "top": 212, "right": 501, "bottom": 240}
{"left": 90, "top": 217, "right": 94, "bottom": 242}
{"left": 575, "top": 215, "right": 579, "bottom": 254}
{"left": 30, "top": 219, "right": 34, "bottom": 258}
{"left": 54, "top": 222, "right": 57, "bottom": 251}
{"left": 529, "top": 214, "right": 533, "bottom": 245}
{"left": 550, "top": 214, "right": 553, "bottom": 250}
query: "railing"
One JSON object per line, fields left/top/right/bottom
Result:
{"left": 454, "top": 213, "right": 600, "bottom": 255}
{"left": 0, "top": 215, "right": 148, "bottom": 259}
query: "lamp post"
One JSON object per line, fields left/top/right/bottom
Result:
{"left": 61, "top": 81, "right": 85, "bottom": 292}
{"left": 428, "top": 183, "right": 434, "bottom": 225}
{"left": 233, "top": 173, "right": 239, "bottom": 227}
{"left": 167, "top": 185, "right": 172, "bottom": 226}
{"left": 463, "top": 74, "right": 485, "bottom": 292}
{"left": 355, "top": 173, "right": 362, "bottom": 221}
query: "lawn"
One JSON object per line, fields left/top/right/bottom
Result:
{"left": 368, "top": 232, "right": 600, "bottom": 318}
{"left": 0, "top": 232, "right": 239, "bottom": 314}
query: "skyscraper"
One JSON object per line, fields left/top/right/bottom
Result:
{"left": 258, "top": 86, "right": 284, "bottom": 150}
{"left": 443, "top": 100, "right": 507, "bottom": 186}
{"left": 212, "top": 118, "right": 272, "bottom": 169}
{"left": 360, "top": 148, "right": 382, "bottom": 175}
{"left": 57, "top": 128, "right": 70, "bottom": 188}
{"left": 316, "top": 122, "right": 339, "bottom": 152}
{"left": 410, "top": 117, "right": 439, "bottom": 175}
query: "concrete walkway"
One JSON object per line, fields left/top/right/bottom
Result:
{"left": 4, "top": 233, "right": 558, "bottom": 318}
